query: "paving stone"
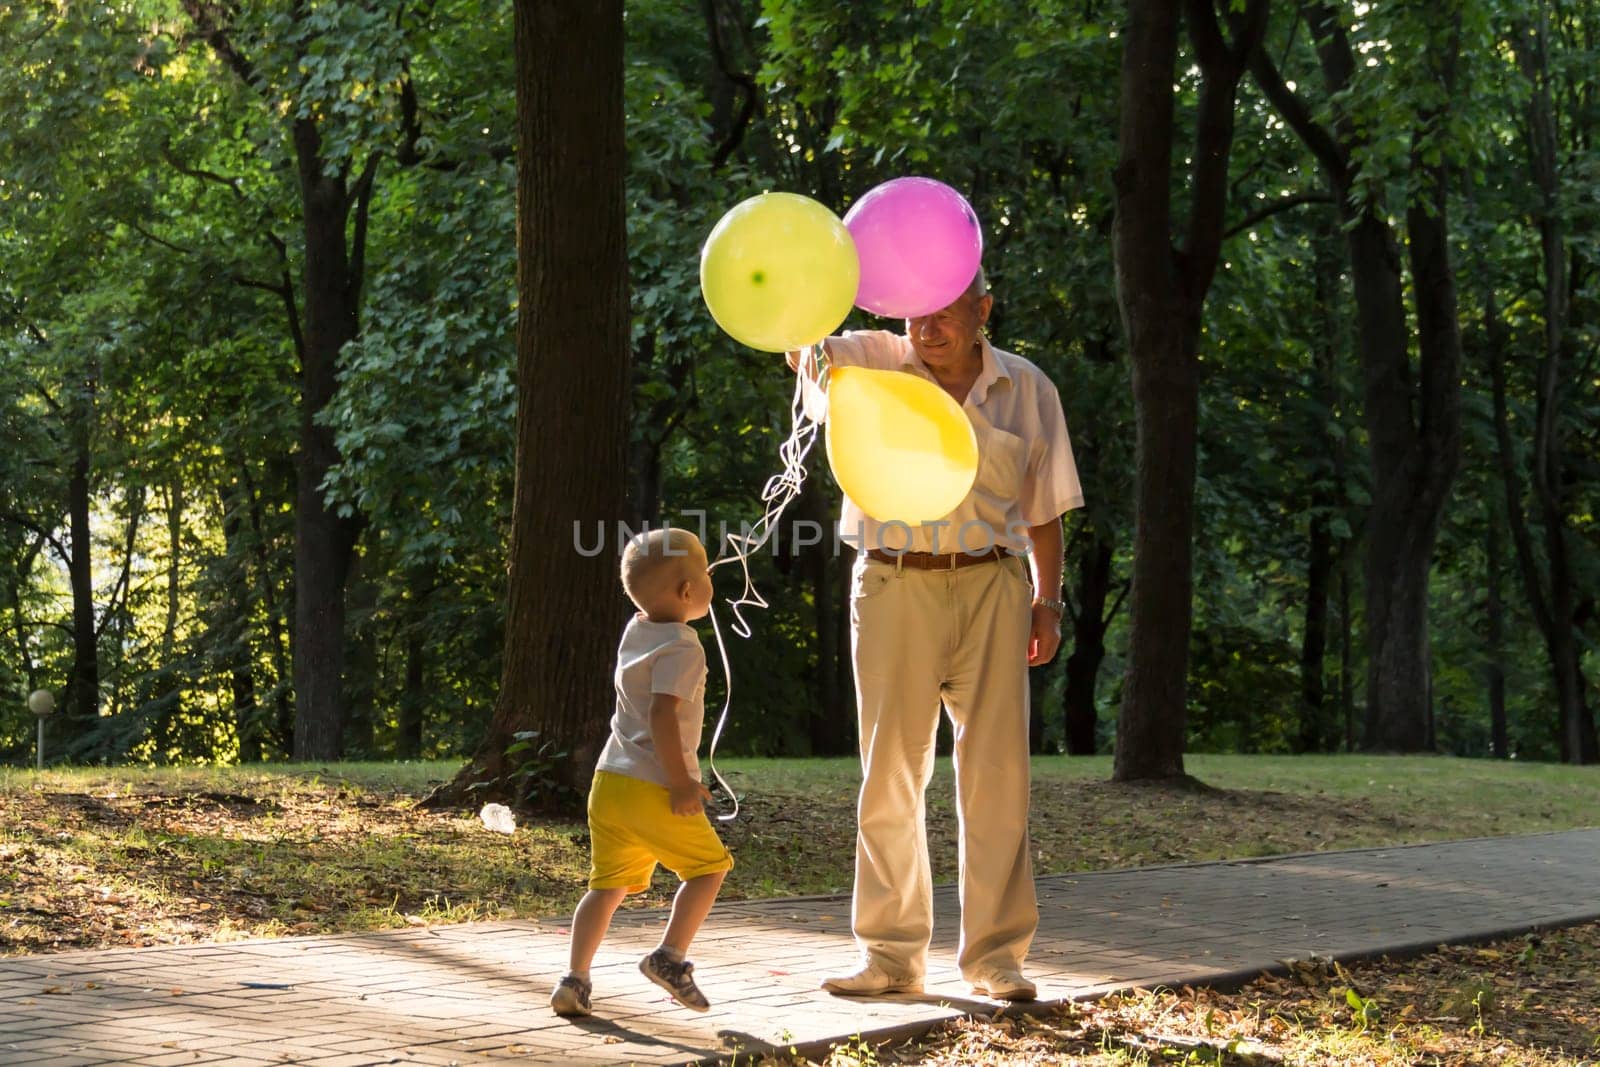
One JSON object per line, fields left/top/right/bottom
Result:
{"left": 3, "top": 829, "right": 1598, "bottom": 1064}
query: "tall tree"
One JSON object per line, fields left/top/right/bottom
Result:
{"left": 1111, "top": 0, "right": 1267, "bottom": 781}
{"left": 426, "top": 0, "right": 629, "bottom": 810}
{"left": 1498, "top": 3, "right": 1598, "bottom": 763}
{"left": 1251, "top": 4, "right": 1466, "bottom": 751}
{"left": 178, "top": 2, "right": 451, "bottom": 757}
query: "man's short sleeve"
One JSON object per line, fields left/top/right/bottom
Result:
{"left": 825, "top": 330, "right": 906, "bottom": 371}
{"left": 650, "top": 640, "right": 706, "bottom": 701}
{"left": 1020, "top": 381, "right": 1085, "bottom": 525}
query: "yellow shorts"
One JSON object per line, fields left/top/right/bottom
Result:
{"left": 587, "top": 770, "right": 734, "bottom": 893}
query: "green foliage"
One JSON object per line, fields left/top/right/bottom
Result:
{"left": 1187, "top": 626, "right": 1301, "bottom": 753}
{"left": 1, "top": 0, "right": 1597, "bottom": 767}
{"left": 497, "top": 729, "right": 581, "bottom": 809}
{"left": 1341, "top": 985, "right": 1382, "bottom": 1032}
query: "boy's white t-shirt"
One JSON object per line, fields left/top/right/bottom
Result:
{"left": 595, "top": 615, "right": 707, "bottom": 787}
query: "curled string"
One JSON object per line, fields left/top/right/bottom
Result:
{"left": 702, "top": 345, "right": 829, "bottom": 821}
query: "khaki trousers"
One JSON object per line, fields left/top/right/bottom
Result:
{"left": 848, "top": 552, "right": 1037, "bottom": 981}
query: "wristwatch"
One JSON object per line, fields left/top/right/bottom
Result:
{"left": 1032, "top": 595, "right": 1067, "bottom": 616}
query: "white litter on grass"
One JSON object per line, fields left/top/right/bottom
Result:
{"left": 478, "top": 803, "right": 516, "bottom": 835}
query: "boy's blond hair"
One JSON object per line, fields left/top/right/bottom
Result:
{"left": 621, "top": 527, "right": 704, "bottom": 609}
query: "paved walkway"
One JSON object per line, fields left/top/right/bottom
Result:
{"left": 3, "top": 830, "right": 1598, "bottom": 1066}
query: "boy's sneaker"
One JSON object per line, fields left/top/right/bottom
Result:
{"left": 639, "top": 949, "right": 710, "bottom": 1012}
{"left": 550, "top": 973, "right": 592, "bottom": 1017}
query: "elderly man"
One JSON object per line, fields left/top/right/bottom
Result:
{"left": 789, "top": 267, "right": 1082, "bottom": 1000}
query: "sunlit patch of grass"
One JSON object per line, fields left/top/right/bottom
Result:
{"left": 3, "top": 756, "right": 1599, "bottom": 958}
{"left": 0, "top": 764, "right": 594, "bottom": 954}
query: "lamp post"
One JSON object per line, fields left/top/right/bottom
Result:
{"left": 28, "top": 689, "right": 55, "bottom": 771}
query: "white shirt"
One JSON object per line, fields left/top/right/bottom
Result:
{"left": 595, "top": 616, "right": 707, "bottom": 787}
{"left": 824, "top": 330, "right": 1083, "bottom": 553}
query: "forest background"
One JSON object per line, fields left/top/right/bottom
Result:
{"left": 2, "top": 0, "right": 1597, "bottom": 781}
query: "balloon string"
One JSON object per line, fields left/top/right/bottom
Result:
{"left": 703, "top": 345, "right": 829, "bottom": 821}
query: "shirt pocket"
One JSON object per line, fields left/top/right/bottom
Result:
{"left": 975, "top": 425, "right": 1026, "bottom": 502}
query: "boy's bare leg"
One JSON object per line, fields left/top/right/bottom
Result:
{"left": 569, "top": 887, "right": 628, "bottom": 973}
{"left": 659, "top": 870, "right": 725, "bottom": 955}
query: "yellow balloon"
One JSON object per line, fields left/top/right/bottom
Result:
{"left": 700, "top": 192, "right": 860, "bottom": 352}
{"left": 825, "top": 367, "right": 979, "bottom": 524}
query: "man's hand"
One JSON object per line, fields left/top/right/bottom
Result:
{"left": 668, "top": 780, "right": 714, "bottom": 817}
{"left": 1028, "top": 604, "right": 1062, "bottom": 666}
{"left": 787, "top": 345, "right": 826, "bottom": 377}
{"left": 1024, "top": 518, "right": 1065, "bottom": 667}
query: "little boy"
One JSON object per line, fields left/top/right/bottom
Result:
{"left": 550, "top": 527, "right": 734, "bottom": 1017}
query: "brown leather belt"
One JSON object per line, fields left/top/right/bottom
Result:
{"left": 864, "top": 547, "right": 1007, "bottom": 571}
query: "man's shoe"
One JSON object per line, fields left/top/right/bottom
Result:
{"left": 820, "top": 963, "right": 924, "bottom": 996}
{"left": 550, "top": 973, "right": 592, "bottom": 1017}
{"left": 639, "top": 949, "right": 711, "bottom": 1012}
{"left": 969, "top": 968, "right": 1037, "bottom": 1001}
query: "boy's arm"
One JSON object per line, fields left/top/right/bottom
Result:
{"left": 648, "top": 692, "right": 713, "bottom": 816}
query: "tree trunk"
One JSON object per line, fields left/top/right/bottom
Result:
{"left": 104, "top": 483, "right": 145, "bottom": 737}
{"left": 65, "top": 422, "right": 97, "bottom": 727}
{"left": 1028, "top": 662, "right": 1049, "bottom": 754}
{"left": 425, "top": 0, "right": 629, "bottom": 811}
{"left": 836, "top": 538, "right": 853, "bottom": 743}
{"left": 216, "top": 479, "right": 262, "bottom": 761}
{"left": 8, "top": 596, "right": 30, "bottom": 692}
{"left": 1300, "top": 509, "right": 1331, "bottom": 752}
{"left": 149, "top": 478, "right": 185, "bottom": 751}
{"left": 1111, "top": 0, "right": 1264, "bottom": 782}
{"left": 8, "top": 537, "right": 43, "bottom": 693}
{"left": 1062, "top": 534, "right": 1113, "bottom": 755}
{"left": 1339, "top": 559, "right": 1355, "bottom": 751}
{"left": 628, "top": 334, "right": 663, "bottom": 527}
{"left": 163, "top": 479, "right": 182, "bottom": 664}
{"left": 1299, "top": 211, "right": 1341, "bottom": 753}
{"left": 1252, "top": 6, "right": 1462, "bottom": 755}
{"left": 243, "top": 466, "right": 294, "bottom": 755}
{"left": 290, "top": 124, "right": 367, "bottom": 760}
{"left": 801, "top": 474, "right": 849, "bottom": 755}
{"left": 1484, "top": 505, "right": 1509, "bottom": 759}
{"left": 342, "top": 552, "right": 379, "bottom": 758}
{"left": 1362, "top": 126, "right": 1463, "bottom": 751}
{"left": 1112, "top": 0, "right": 1190, "bottom": 782}
{"left": 180, "top": 3, "right": 370, "bottom": 762}
{"left": 399, "top": 627, "right": 426, "bottom": 759}
{"left": 1350, "top": 212, "right": 1439, "bottom": 753}
{"left": 1514, "top": 9, "right": 1598, "bottom": 764}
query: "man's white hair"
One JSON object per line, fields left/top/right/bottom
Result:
{"left": 968, "top": 266, "right": 989, "bottom": 298}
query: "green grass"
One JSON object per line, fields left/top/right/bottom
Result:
{"left": 0, "top": 760, "right": 451, "bottom": 795}
{"left": 1, "top": 754, "right": 1596, "bottom": 957}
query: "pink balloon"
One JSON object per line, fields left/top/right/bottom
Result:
{"left": 843, "top": 177, "right": 984, "bottom": 319}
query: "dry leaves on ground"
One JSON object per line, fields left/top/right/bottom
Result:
{"left": 782, "top": 923, "right": 1600, "bottom": 1066}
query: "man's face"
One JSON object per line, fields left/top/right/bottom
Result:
{"left": 906, "top": 289, "right": 993, "bottom": 370}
